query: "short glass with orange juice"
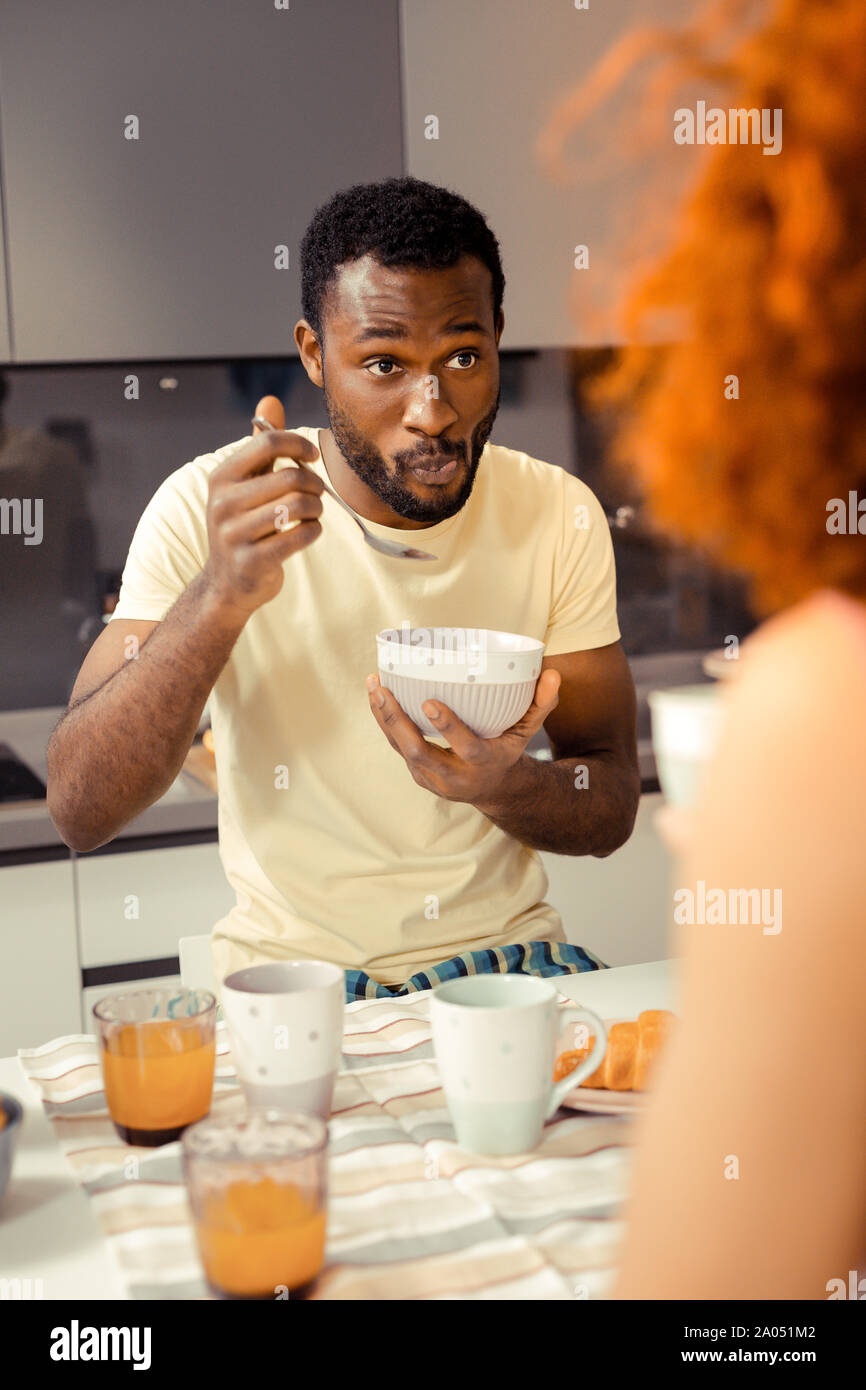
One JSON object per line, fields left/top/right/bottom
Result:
{"left": 93, "top": 988, "right": 217, "bottom": 1145}
{"left": 183, "top": 1110, "right": 328, "bottom": 1299}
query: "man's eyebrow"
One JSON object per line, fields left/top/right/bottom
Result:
{"left": 351, "top": 318, "right": 488, "bottom": 345}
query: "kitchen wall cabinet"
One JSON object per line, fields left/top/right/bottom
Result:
{"left": 400, "top": 0, "right": 707, "bottom": 346}
{"left": 0, "top": 0, "right": 731, "bottom": 361}
{"left": 0, "top": 0, "right": 402, "bottom": 362}
{"left": 0, "top": 859, "right": 81, "bottom": 1053}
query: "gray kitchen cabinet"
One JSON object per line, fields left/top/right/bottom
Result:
{"left": 0, "top": 0, "right": 402, "bottom": 362}
{"left": 400, "top": 0, "right": 707, "bottom": 347}
{"left": 0, "top": 859, "right": 81, "bottom": 1053}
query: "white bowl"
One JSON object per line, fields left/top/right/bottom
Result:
{"left": 376, "top": 626, "right": 544, "bottom": 738}
{"left": 648, "top": 683, "right": 724, "bottom": 807}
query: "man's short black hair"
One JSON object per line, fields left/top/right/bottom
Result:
{"left": 299, "top": 176, "right": 505, "bottom": 350}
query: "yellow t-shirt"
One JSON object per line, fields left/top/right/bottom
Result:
{"left": 110, "top": 427, "right": 620, "bottom": 987}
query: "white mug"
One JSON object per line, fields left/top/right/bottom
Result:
{"left": 648, "top": 684, "right": 724, "bottom": 808}
{"left": 430, "top": 974, "right": 607, "bottom": 1155}
{"left": 221, "top": 960, "right": 344, "bottom": 1120}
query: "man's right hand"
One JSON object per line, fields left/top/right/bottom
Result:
{"left": 202, "top": 414, "right": 324, "bottom": 618}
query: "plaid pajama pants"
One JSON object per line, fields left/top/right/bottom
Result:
{"left": 343, "top": 939, "right": 608, "bottom": 1002}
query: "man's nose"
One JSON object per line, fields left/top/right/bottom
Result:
{"left": 401, "top": 374, "right": 459, "bottom": 431}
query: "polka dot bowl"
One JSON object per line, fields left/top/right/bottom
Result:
{"left": 375, "top": 626, "right": 545, "bottom": 738}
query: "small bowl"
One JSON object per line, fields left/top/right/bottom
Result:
{"left": 648, "top": 684, "right": 724, "bottom": 807}
{"left": 0, "top": 1092, "right": 23, "bottom": 1208}
{"left": 376, "top": 626, "right": 544, "bottom": 738}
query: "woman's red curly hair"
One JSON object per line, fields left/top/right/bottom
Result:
{"left": 541, "top": 0, "right": 866, "bottom": 618}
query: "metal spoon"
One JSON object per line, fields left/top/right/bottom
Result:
{"left": 250, "top": 417, "right": 437, "bottom": 561}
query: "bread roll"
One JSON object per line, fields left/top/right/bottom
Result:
{"left": 553, "top": 1009, "right": 675, "bottom": 1091}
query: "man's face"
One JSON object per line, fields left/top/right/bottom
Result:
{"left": 298, "top": 253, "right": 503, "bottom": 524}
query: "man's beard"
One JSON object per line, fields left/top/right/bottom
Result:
{"left": 321, "top": 381, "right": 501, "bottom": 523}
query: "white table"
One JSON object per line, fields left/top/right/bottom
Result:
{"left": 0, "top": 958, "right": 676, "bottom": 1300}
{"left": 0, "top": 1056, "right": 126, "bottom": 1298}
{"left": 560, "top": 957, "right": 676, "bottom": 1017}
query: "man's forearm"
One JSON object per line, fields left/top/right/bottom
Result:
{"left": 472, "top": 752, "right": 640, "bottom": 856}
{"left": 46, "top": 574, "right": 247, "bottom": 851}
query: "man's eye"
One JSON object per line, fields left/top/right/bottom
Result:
{"left": 366, "top": 351, "right": 478, "bottom": 376}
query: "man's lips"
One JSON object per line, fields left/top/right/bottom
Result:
{"left": 409, "top": 457, "right": 460, "bottom": 483}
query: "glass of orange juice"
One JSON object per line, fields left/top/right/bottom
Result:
{"left": 94, "top": 988, "right": 217, "bottom": 1146}
{"left": 182, "top": 1110, "right": 328, "bottom": 1300}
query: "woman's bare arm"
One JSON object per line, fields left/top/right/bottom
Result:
{"left": 613, "top": 592, "right": 866, "bottom": 1299}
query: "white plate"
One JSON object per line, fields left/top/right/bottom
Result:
{"left": 559, "top": 1087, "right": 645, "bottom": 1115}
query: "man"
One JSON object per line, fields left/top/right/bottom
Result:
{"left": 46, "top": 176, "right": 639, "bottom": 1001}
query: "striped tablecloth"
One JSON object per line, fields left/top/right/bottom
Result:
{"left": 17, "top": 990, "right": 635, "bottom": 1300}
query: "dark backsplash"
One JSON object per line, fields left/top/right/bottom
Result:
{"left": 567, "top": 348, "right": 759, "bottom": 656}
{"left": 0, "top": 351, "right": 759, "bottom": 712}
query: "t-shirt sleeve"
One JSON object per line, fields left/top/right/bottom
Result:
{"left": 109, "top": 470, "right": 207, "bottom": 624}
{"left": 543, "top": 471, "right": 621, "bottom": 655}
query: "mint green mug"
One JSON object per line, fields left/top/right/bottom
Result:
{"left": 430, "top": 974, "right": 607, "bottom": 1155}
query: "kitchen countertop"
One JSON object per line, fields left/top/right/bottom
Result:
{"left": 0, "top": 1053, "right": 127, "bottom": 1299}
{"left": 0, "top": 704, "right": 661, "bottom": 856}
{"left": 0, "top": 706, "right": 218, "bottom": 854}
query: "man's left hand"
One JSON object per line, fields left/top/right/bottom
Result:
{"left": 365, "top": 668, "right": 562, "bottom": 805}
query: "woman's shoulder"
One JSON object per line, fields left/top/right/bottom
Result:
{"left": 702, "top": 586, "right": 866, "bottom": 814}
{"left": 780, "top": 586, "right": 866, "bottom": 639}
{"left": 739, "top": 587, "right": 866, "bottom": 704}
{"left": 664, "top": 590, "right": 865, "bottom": 859}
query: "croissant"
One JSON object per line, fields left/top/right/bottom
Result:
{"left": 554, "top": 1009, "right": 675, "bottom": 1091}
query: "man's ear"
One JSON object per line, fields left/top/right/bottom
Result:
{"left": 294, "top": 320, "right": 326, "bottom": 387}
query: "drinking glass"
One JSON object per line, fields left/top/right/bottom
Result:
{"left": 648, "top": 684, "right": 724, "bottom": 807}
{"left": 183, "top": 1109, "right": 328, "bottom": 1299}
{"left": 94, "top": 988, "right": 217, "bottom": 1146}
